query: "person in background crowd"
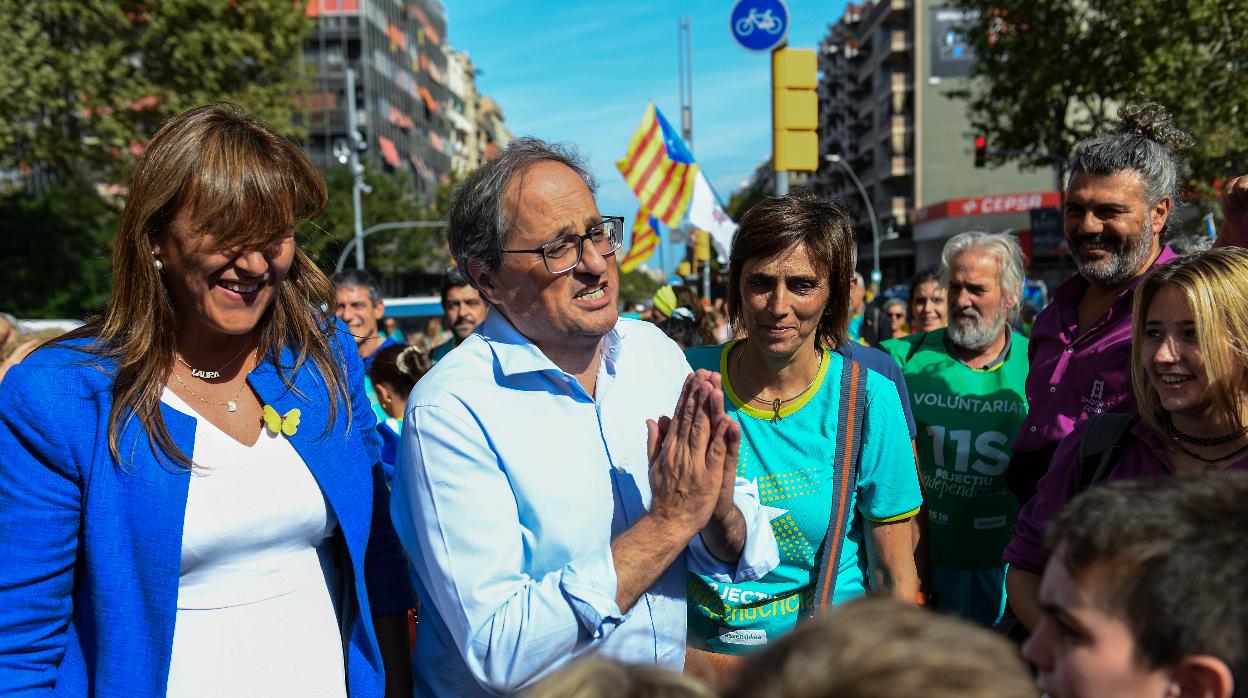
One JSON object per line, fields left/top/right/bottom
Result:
{"left": 1005, "top": 247, "right": 1248, "bottom": 634}
{"left": 707, "top": 298, "right": 733, "bottom": 344}
{"left": 650, "top": 285, "right": 716, "bottom": 344}
{"left": 390, "top": 137, "right": 777, "bottom": 696}
{"left": 333, "top": 268, "right": 402, "bottom": 424}
{"left": 527, "top": 659, "right": 715, "bottom": 698}
{"left": 722, "top": 597, "right": 1037, "bottom": 698}
{"left": 880, "top": 297, "right": 909, "bottom": 340}
{"left": 1217, "top": 174, "right": 1248, "bottom": 248}
{"left": 368, "top": 343, "right": 432, "bottom": 484}
{"left": 684, "top": 192, "right": 920, "bottom": 683}
{"left": 333, "top": 268, "right": 397, "bottom": 369}
{"left": 1018, "top": 303, "right": 1039, "bottom": 337}
{"left": 882, "top": 232, "right": 1030, "bottom": 627}
{"left": 1006, "top": 101, "right": 1189, "bottom": 503}
{"left": 382, "top": 317, "right": 405, "bottom": 343}
{"left": 0, "top": 103, "right": 411, "bottom": 696}
{"left": 413, "top": 317, "right": 445, "bottom": 354}
{"left": 657, "top": 307, "right": 710, "bottom": 350}
{"left": 0, "top": 312, "right": 14, "bottom": 348}
{"left": 908, "top": 268, "right": 948, "bottom": 333}
{"left": 847, "top": 271, "right": 868, "bottom": 343}
{"left": 431, "top": 268, "right": 488, "bottom": 363}
{"left": 1025, "top": 473, "right": 1248, "bottom": 698}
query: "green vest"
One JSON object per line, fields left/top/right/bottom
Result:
{"left": 881, "top": 329, "right": 1029, "bottom": 569}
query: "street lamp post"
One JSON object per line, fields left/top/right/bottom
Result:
{"left": 825, "top": 153, "right": 880, "bottom": 288}
{"left": 335, "top": 68, "right": 371, "bottom": 269}
{"left": 334, "top": 221, "right": 448, "bottom": 274}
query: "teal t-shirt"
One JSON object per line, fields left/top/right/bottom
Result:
{"left": 685, "top": 341, "right": 923, "bottom": 654}
{"left": 880, "top": 329, "right": 1029, "bottom": 569}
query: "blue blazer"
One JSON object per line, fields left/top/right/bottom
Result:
{"left": 0, "top": 323, "right": 412, "bottom": 697}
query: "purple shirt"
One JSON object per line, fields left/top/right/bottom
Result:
{"left": 1012, "top": 246, "right": 1179, "bottom": 455}
{"left": 1004, "top": 420, "right": 1248, "bottom": 574}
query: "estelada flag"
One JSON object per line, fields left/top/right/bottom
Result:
{"left": 618, "top": 206, "right": 660, "bottom": 273}
{"left": 617, "top": 103, "right": 699, "bottom": 228}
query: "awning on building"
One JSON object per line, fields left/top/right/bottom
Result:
{"left": 419, "top": 86, "right": 439, "bottom": 114}
{"left": 378, "top": 136, "right": 401, "bottom": 168}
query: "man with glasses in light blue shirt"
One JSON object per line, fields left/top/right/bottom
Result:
{"left": 390, "top": 138, "right": 779, "bottom": 696}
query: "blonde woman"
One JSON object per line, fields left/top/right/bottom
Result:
{"left": 1004, "top": 247, "right": 1248, "bottom": 633}
{"left": 0, "top": 104, "right": 411, "bottom": 696}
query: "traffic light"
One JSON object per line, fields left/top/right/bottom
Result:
{"left": 773, "top": 48, "right": 819, "bottom": 172}
{"left": 974, "top": 134, "right": 987, "bottom": 168}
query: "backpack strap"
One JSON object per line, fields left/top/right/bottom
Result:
{"left": 1077, "top": 413, "right": 1139, "bottom": 489}
{"left": 812, "top": 354, "right": 868, "bottom": 612}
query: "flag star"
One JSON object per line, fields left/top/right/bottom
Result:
{"left": 761, "top": 502, "right": 789, "bottom": 522}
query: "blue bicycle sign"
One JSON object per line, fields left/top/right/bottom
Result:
{"left": 730, "top": 0, "right": 789, "bottom": 52}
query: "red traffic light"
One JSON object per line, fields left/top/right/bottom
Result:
{"left": 975, "top": 135, "right": 987, "bottom": 149}
{"left": 974, "top": 135, "right": 987, "bottom": 168}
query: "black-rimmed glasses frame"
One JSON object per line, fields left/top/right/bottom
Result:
{"left": 501, "top": 216, "right": 625, "bottom": 275}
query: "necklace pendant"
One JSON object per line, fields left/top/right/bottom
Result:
{"left": 771, "top": 398, "right": 782, "bottom": 424}
{"left": 227, "top": 400, "right": 237, "bottom": 412}
{"left": 191, "top": 368, "right": 220, "bottom": 380}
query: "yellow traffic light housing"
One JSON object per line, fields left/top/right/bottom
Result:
{"left": 772, "top": 48, "right": 819, "bottom": 172}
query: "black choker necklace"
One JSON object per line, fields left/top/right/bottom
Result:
{"left": 1164, "top": 412, "right": 1248, "bottom": 447}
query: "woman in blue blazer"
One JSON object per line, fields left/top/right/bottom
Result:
{"left": 0, "top": 104, "right": 412, "bottom": 696}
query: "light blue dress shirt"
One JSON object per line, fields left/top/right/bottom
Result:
{"left": 391, "top": 312, "right": 779, "bottom": 696}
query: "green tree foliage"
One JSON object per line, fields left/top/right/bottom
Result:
{"left": 310, "top": 166, "right": 456, "bottom": 278}
{"left": 0, "top": 0, "right": 312, "bottom": 188}
{"left": 0, "top": 182, "right": 116, "bottom": 318}
{"left": 948, "top": 0, "right": 1248, "bottom": 187}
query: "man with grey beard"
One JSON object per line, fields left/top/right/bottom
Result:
{"left": 882, "top": 232, "right": 1030, "bottom": 627}
{"left": 1002, "top": 102, "right": 1191, "bottom": 630}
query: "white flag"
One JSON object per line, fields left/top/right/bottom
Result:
{"left": 686, "top": 170, "right": 736, "bottom": 262}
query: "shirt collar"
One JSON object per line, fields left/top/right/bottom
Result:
{"left": 477, "top": 310, "right": 622, "bottom": 378}
{"left": 941, "top": 327, "right": 1014, "bottom": 370}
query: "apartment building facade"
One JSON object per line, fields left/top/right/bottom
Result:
{"left": 300, "top": 0, "right": 455, "bottom": 203}
{"left": 812, "top": 0, "right": 1057, "bottom": 284}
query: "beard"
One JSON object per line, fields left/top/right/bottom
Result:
{"left": 947, "top": 302, "right": 1009, "bottom": 351}
{"left": 1070, "top": 217, "right": 1156, "bottom": 288}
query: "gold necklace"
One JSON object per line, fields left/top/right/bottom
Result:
{"left": 176, "top": 342, "right": 252, "bottom": 380}
{"left": 734, "top": 344, "right": 824, "bottom": 424}
{"left": 170, "top": 353, "right": 253, "bottom": 412}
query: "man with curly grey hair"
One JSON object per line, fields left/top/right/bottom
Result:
{"left": 1004, "top": 102, "right": 1190, "bottom": 631}
{"left": 881, "top": 231, "right": 1030, "bottom": 627}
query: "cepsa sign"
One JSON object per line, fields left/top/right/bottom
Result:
{"left": 915, "top": 191, "right": 1061, "bottom": 223}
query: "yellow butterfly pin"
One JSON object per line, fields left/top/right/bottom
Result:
{"left": 262, "top": 405, "right": 301, "bottom": 437}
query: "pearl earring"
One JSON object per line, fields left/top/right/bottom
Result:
{"left": 153, "top": 256, "right": 164, "bottom": 271}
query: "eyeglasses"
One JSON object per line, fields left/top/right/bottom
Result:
{"left": 887, "top": 312, "right": 906, "bottom": 319}
{"left": 502, "top": 216, "right": 624, "bottom": 275}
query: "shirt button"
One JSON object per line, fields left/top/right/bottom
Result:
{"left": 1065, "top": 347, "right": 1074, "bottom": 354}
{"left": 1049, "top": 386, "right": 1057, "bottom": 393}
{"left": 1030, "top": 426, "right": 1037, "bottom": 432}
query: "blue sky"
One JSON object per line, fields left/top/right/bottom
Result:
{"left": 444, "top": 1, "right": 848, "bottom": 272}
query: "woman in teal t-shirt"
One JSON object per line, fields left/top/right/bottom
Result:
{"left": 684, "top": 192, "right": 922, "bottom": 660}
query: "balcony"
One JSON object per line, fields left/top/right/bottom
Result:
{"left": 888, "top": 155, "right": 913, "bottom": 177}
{"left": 889, "top": 30, "right": 911, "bottom": 54}
{"left": 888, "top": 196, "right": 911, "bottom": 223}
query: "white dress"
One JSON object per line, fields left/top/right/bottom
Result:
{"left": 162, "top": 390, "right": 348, "bottom": 698}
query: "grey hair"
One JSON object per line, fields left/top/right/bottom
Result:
{"left": 330, "top": 267, "right": 382, "bottom": 304}
{"left": 1067, "top": 101, "right": 1194, "bottom": 233}
{"left": 446, "top": 136, "right": 597, "bottom": 283}
{"left": 941, "top": 231, "right": 1026, "bottom": 324}
{"left": 882, "top": 297, "right": 907, "bottom": 312}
